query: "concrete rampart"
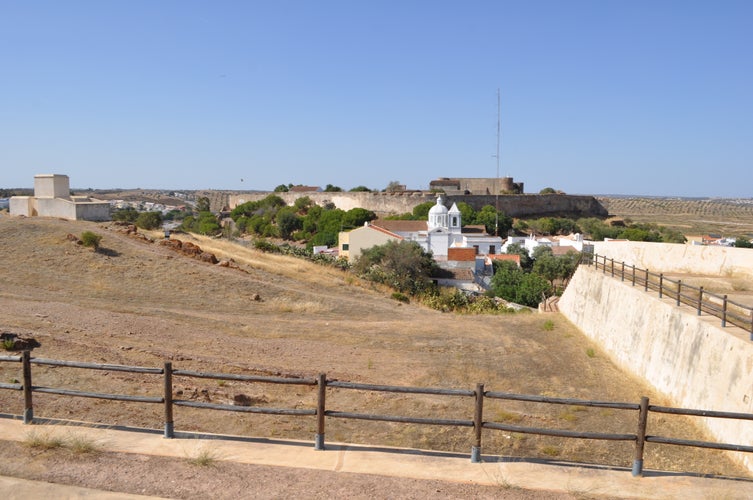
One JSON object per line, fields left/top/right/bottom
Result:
{"left": 560, "top": 265, "right": 753, "bottom": 471}
{"left": 593, "top": 241, "right": 753, "bottom": 281}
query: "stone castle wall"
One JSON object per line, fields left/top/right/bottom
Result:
{"left": 226, "top": 191, "right": 608, "bottom": 218}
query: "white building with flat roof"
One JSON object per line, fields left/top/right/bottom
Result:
{"left": 10, "top": 174, "right": 110, "bottom": 221}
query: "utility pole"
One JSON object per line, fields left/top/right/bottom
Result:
{"left": 495, "top": 88, "right": 501, "bottom": 236}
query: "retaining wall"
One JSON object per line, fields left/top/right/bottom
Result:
{"left": 593, "top": 241, "right": 753, "bottom": 281}
{"left": 560, "top": 265, "right": 753, "bottom": 471}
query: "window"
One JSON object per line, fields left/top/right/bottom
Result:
{"left": 489, "top": 245, "right": 496, "bottom": 254}
{"left": 342, "top": 244, "right": 349, "bottom": 250}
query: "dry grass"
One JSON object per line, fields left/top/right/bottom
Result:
{"left": 185, "top": 442, "right": 221, "bottom": 466}
{"left": 23, "top": 429, "right": 99, "bottom": 454}
{"left": 0, "top": 215, "right": 750, "bottom": 478}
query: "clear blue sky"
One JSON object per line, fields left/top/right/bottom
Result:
{"left": 2, "top": 1, "right": 751, "bottom": 197}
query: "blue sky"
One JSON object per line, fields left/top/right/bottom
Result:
{"left": 1, "top": 1, "right": 751, "bottom": 197}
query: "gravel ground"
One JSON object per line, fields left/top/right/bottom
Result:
{"left": 0, "top": 440, "right": 580, "bottom": 499}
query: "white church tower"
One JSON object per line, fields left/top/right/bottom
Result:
{"left": 448, "top": 202, "right": 462, "bottom": 234}
{"left": 427, "top": 195, "right": 449, "bottom": 230}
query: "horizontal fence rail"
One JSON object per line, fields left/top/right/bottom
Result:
{"left": 586, "top": 253, "right": 753, "bottom": 338}
{"left": 1, "top": 352, "right": 753, "bottom": 477}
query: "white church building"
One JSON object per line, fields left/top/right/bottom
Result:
{"left": 339, "top": 195, "right": 503, "bottom": 262}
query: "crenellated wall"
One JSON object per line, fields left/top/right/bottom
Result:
{"left": 226, "top": 191, "right": 608, "bottom": 218}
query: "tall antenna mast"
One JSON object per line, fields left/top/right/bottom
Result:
{"left": 495, "top": 88, "right": 501, "bottom": 236}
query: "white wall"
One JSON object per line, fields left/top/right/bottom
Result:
{"left": 560, "top": 265, "right": 753, "bottom": 472}
{"left": 593, "top": 241, "right": 753, "bottom": 281}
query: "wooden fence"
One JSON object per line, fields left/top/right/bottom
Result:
{"left": 2, "top": 351, "right": 753, "bottom": 477}
{"left": 585, "top": 253, "right": 753, "bottom": 338}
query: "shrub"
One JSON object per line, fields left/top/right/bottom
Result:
{"left": 253, "top": 239, "right": 280, "bottom": 253}
{"left": 135, "top": 211, "right": 162, "bottom": 230}
{"left": 391, "top": 292, "right": 410, "bottom": 303}
{"left": 80, "top": 231, "right": 102, "bottom": 250}
{"left": 112, "top": 207, "right": 139, "bottom": 222}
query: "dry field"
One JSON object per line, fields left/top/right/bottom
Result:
{"left": 0, "top": 214, "right": 750, "bottom": 482}
{"left": 598, "top": 196, "right": 753, "bottom": 237}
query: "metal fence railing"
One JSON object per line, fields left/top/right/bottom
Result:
{"left": 584, "top": 253, "right": 753, "bottom": 338}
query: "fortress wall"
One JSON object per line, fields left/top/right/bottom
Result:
{"left": 227, "top": 192, "right": 608, "bottom": 218}
{"left": 560, "top": 265, "right": 753, "bottom": 471}
{"left": 593, "top": 241, "right": 753, "bottom": 281}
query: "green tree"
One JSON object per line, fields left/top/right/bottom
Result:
{"left": 135, "top": 211, "right": 163, "bottom": 230}
{"left": 473, "top": 205, "right": 512, "bottom": 236}
{"left": 539, "top": 187, "right": 557, "bottom": 194}
{"left": 342, "top": 208, "right": 376, "bottom": 229}
{"left": 412, "top": 201, "right": 435, "bottom": 220}
{"left": 349, "top": 185, "right": 372, "bottom": 192}
{"left": 490, "top": 260, "right": 551, "bottom": 307}
{"left": 532, "top": 246, "right": 579, "bottom": 290}
{"left": 196, "top": 197, "right": 211, "bottom": 213}
{"left": 734, "top": 236, "right": 753, "bottom": 248}
{"left": 455, "top": 202, "right": 475, "bottom": 226}
{"left": 618, "top": 226, "right": 662, "bottom": 242}
{"left": 293, "top": 196, "right": 313, "bottom": 213}
{"left": 273, "top": 184, "right": 290, "bottom": 192}
{"left": 506, "top": 242, "right": 532, "bottom": 270}
{"left": 324, "top": 184, "right": 343, "bottom": 192}
{"left": 577, "top": 218, "right": 621, "bottom": 241}
{"left": 230, "top": 195, "right": 286, "bottom": 220}
{"left": 277, "top": 207, "right": 302, "bottom": 240}
{"left": 112, "top": 207, "right": 139, "bottom": 223}
{"left": 353, "top": 240, "right": 437, "bottom": 295}
{"left": 197, "top": 213, "right": 222, "bottom": 235}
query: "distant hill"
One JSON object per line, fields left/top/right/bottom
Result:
{"left": 597, "top": 196, "right": 753, "bottom": 237}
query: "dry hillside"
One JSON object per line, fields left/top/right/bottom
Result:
{"left": 598, "top": 196, "right": 753, "bottom": 237}
{"left": 0, "top": 214, "right": 750, "bottom": 479}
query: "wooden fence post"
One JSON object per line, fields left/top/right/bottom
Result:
{"left": 676, "top": 280, "right": 682, "bottom": 307}
{"left": 22, "top": 350, "right": 33, "bottom": 424}
{"left": 471, "top": 383, "right": 484, "bottom": 463}
{"left": 659, "top": 274, "right": 664, "bottom": 298}
{"left": 697, "top": 287, "right": 703, "bottom": 316}
{"left": 631, "top": 264, "right": 635, "bottom": 286}
{"left": 633, "top": 396, "right": 649, "bottom": 477}
{"left": 315, "top": 373, "right": 327, "bottom": 450}
{"left": 644, "top": 269, "right": 649, "bottom": 292}
{"left": 722, "top": 295, "right": 728, "bottom": 327}
{"left": 610, "top": 258, "right": 615, "bottom": 278}
{"left": 164, "top": 362, "right": 174, "bottom": 438}
{"left": 621, "top": 261, "right": 625, "bottom": 281}
{"left": 602, "top": 255, "right": 606, "bottom": 274}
